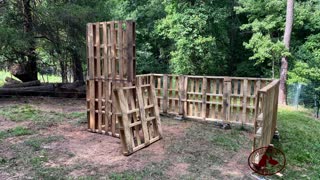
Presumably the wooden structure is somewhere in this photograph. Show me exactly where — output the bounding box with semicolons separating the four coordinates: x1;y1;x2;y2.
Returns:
253;80;280;150
136;74;273;125
113;84;162;155
86;20;280;155
86;20;136;136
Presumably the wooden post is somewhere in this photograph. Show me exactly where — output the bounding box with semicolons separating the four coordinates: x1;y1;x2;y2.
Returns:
272;82;279;134
126;21;133;83
201;77;207;120
178;75;185;116
163;74;168;113
102;22;109;133
111;21;117;136
87;23;95;130
183;76;188;117
150;74;154;89
96;22;102;133
254;80;261;122
223;77;231;122
132;22;136;84
242;79;248;123
253;91;260;150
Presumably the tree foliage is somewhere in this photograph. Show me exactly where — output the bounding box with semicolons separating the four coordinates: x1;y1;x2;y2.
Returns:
1;0;320;107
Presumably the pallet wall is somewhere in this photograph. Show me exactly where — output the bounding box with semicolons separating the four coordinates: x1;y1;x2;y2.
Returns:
86;21;136;136
136;74;273;125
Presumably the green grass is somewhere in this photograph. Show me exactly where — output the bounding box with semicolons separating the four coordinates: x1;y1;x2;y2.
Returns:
24;135;64;151
3;135;69;179
68;112;87;125
0;71;20;86
0;126;34;140
0;105;86;129
38;73;62;83
271;107;320;179
108;162;171;180
0;105;41;122
1;102;320;179
0;70;62;87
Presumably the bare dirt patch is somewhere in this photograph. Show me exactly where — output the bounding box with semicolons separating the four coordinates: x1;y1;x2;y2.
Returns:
40;117;191;174
0;97;254;179
0;116;30;131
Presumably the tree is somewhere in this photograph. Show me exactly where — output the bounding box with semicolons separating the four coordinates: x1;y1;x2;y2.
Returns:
289;33;320;116
157;0;229;75
112;0;169;74
279;0;294;105
235;0;289;79
0;0;38;82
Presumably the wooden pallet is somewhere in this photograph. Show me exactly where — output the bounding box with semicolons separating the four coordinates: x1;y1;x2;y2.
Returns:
86;20;136;137
136;74;272;125
113;84;162;155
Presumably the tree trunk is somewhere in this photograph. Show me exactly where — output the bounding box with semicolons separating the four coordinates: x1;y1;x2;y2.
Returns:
71;50;84;83
60;59;68;83
279;0;294;105
228;0;237;74
21;0;38;82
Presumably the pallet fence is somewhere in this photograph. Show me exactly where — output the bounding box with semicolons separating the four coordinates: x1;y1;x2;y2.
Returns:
86;20;280;156
136;74;273;126
86;20;136;137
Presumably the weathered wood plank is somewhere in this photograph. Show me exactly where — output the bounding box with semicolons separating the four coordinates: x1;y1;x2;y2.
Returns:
136;85;150;145
201;77;207;120
163;74;168;113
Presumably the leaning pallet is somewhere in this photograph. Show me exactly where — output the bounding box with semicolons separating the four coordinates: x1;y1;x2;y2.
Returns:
113;84;163;155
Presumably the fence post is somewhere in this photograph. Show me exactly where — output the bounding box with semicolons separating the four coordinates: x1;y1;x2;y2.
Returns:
178;75;185;116
183;76;188;117
201;77;207;120
163;74;168;113
223;77;231;122
272;82;280;134
242;79;248;123
150;74;154;87
87;23;96;131
254;80;261;122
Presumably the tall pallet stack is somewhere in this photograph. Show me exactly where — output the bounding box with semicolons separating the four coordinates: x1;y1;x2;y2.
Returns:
86;20;136;137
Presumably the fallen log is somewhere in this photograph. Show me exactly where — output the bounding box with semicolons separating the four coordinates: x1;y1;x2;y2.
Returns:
0;83;86;98
3;80;41;88
5;77;21;84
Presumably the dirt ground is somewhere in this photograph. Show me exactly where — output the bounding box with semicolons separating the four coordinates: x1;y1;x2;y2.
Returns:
0;97;255;179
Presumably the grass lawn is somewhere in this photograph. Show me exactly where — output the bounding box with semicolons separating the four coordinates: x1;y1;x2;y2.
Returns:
271;107;320;179
0;70;62;86
0;98;319;179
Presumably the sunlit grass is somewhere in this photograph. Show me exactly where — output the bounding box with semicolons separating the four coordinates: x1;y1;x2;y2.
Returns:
0;71;19;86
0;70;62;87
